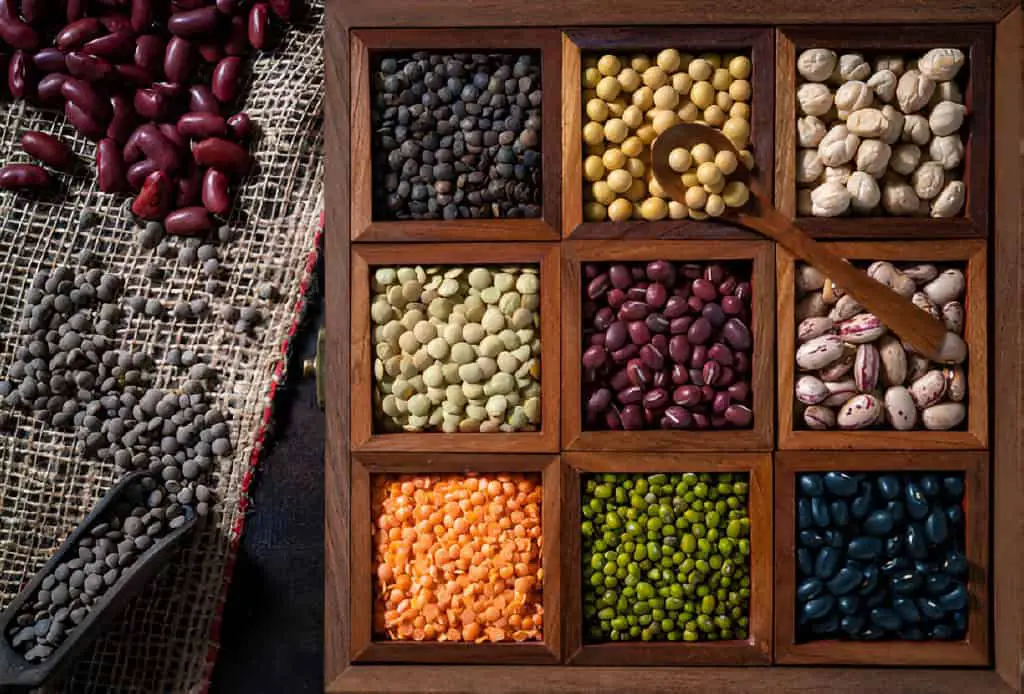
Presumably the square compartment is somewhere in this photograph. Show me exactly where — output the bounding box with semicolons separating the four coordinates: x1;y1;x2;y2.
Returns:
562;240;774;451
351;243;560;453
775;25;992;238
561;28;774;240
349;453;561;663
562;452;772;666
349;29;562;242
777;240;987;450
774;451;989;666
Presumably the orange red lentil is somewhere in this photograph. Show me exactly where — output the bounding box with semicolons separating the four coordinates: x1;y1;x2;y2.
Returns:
372;473;544;643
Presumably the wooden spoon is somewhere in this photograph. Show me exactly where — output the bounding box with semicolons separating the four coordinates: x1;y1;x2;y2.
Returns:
651;123;952;361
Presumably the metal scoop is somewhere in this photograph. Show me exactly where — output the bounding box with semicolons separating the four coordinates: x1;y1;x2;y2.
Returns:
0;472;197;693
651;123;953;361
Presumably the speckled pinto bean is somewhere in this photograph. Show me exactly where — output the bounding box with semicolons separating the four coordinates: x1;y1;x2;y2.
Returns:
61;78;112;122
201;168;231;216
0;164;51;189
582;260;755;431
164;206;213;235
96;138;127;192
21;131;74;170
192;137;250;176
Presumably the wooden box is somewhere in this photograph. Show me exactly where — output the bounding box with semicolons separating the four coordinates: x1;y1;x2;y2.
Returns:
561;240;775;451
774;25;993;239
561;28;774;240
562;452;773;666
349;29;563;242
776;240;987;450
774;451;989;666
349;453;562;664
350;242;561;453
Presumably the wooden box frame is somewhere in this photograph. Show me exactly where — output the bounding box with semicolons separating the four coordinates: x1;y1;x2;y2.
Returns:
329;4;1023;692
349;453;562;664
350;243;561;453
562;452;773;666
774;25;993;239
561;27;774;241
561;240;775;451
777;240;988;450
774;451;990;666
349;29;563;242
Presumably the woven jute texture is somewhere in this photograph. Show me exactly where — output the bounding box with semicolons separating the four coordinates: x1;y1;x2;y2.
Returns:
0;3;325;692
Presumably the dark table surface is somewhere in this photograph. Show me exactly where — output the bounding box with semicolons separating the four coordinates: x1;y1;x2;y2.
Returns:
210;264;325;694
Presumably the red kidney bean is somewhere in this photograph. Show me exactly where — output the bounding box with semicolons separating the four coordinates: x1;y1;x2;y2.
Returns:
127;158;158;190
8;50;33;98
61;78;112;121
99;14;132;34
651;370;667;390
135;35;165;75
115;64;153;86
734;352;750;374
159;123;187;152
618;300;647;321
625;286;646;303
606;288;625;310
176;163;202;206
36;72;67;104
226;112;253;139
667;335;690;363
136;124;180;173
130;0;153;33
717;366;735;387
269;0;293;20
33;48;67;73
66;101;105;140
66;52;114;82
645;260;674;284
179;110;229;138
163;36;193;84
248;3;268;49
0;163;50;189
188;84;219;113
197;41;223;63
668;316;691;335
735;282;752;302
604;321;627;351
224;14;247;55
134;88;168;120
131;169;170;218
96;138;127;192
21;131;74;170
699;384;714;401
168;6;219;37
84;31;134;60
66;0;84;21
192;137;249;176
55;18;102;52
107;94;136;144
124;125;147;162
603;408;623;430
211;55;242;102
588;333;605;348
20;0;43;25
704;264;725;284
165;206;213;235
216;0;244;12
0;3;39;50
611;343;638;364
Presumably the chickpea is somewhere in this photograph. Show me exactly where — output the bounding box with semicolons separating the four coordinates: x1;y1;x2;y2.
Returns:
729;55;752;80
608;198;633;221
592;180;615;205
672;72;693;94
668;200;689;219
583;202;607;221
706;193;726;217
585;142;606;156
630;54;652;72
625;157;645;178
703;105;727;127
723;181;750;207
687;58;713;81
642;65;668;89
689;208;709;220
602;148;626;170
654;85;680;110
585;98;609;122
729;102;751;121
582;67;601;89
597;54;621;76
640;196;669;221
631;201;644;219
621;136;644;157
626;178;647;201
690;81;715;109
685;186;708;209
596;76;621;101
681;171;701;188
739;149;756;170
652;109;679;135
582;88;597;103
631;86;654;110
583;155;605;182
606;169;633;193
621;105;644;129
716;90;734;112
616;67;642;92
603;118;628;143
715;150;739;175
697;161;723;186
668;147;692;173
656;48;681;73
691;143;715;165
607;98;627;117
712;68;734;91
700;53;722;68
648;176;667;198
722;117;751;148
729;79;752;102
582;122;604;146
677;102;700;122
636;125;657;144
703;176;726;194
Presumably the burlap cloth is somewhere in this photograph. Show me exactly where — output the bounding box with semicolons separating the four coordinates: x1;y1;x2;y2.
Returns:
0;3;325;692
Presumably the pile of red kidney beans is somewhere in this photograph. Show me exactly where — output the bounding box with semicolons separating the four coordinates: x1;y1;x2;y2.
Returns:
582;260;756;431
0;0;296;235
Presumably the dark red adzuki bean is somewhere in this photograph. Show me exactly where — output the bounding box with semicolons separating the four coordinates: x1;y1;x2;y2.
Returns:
0;163;51;189
582;260;755;432
21;131;75;170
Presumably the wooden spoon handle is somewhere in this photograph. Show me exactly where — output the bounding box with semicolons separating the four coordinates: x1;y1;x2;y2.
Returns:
740;206;948;359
